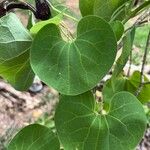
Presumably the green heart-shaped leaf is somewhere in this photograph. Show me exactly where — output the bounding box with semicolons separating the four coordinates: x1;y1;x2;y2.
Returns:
79;0;130;21
79;0;96;16
55;91;146;150
0;13;34;90
7;124;60;150
31;15;117;95
94;0;129;21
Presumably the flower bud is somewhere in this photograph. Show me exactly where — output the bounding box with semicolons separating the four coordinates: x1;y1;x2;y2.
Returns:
35;0;51;20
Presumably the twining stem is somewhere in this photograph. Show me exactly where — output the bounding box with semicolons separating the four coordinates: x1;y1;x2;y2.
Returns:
125;10;149;33
6;1;36;15
123;1;150;24
135;30;150;96
47;1;78;22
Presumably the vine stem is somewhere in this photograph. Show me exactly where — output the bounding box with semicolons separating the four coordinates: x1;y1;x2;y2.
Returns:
127;50;132;77
135;30;150;96
61;22;74;39
143;81;150;85
123;1;150;24
47;1;78;22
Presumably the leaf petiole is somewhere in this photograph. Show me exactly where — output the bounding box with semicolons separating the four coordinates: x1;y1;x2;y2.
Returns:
47;1;79;22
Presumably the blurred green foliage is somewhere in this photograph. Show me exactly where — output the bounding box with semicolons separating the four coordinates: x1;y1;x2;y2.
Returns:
134;24;150;50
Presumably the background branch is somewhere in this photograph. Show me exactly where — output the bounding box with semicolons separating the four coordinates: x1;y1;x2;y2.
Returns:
135;30;150;96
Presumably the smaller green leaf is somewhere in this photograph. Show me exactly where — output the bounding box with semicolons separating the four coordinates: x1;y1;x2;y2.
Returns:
110;20;124;41
126;71;150;103
0;13;34;91
0;13;32;60
30;14;63;35
112;28;135;78
79;0;96;16
102;75;126;107
0;51;34;91
7;124;60;150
